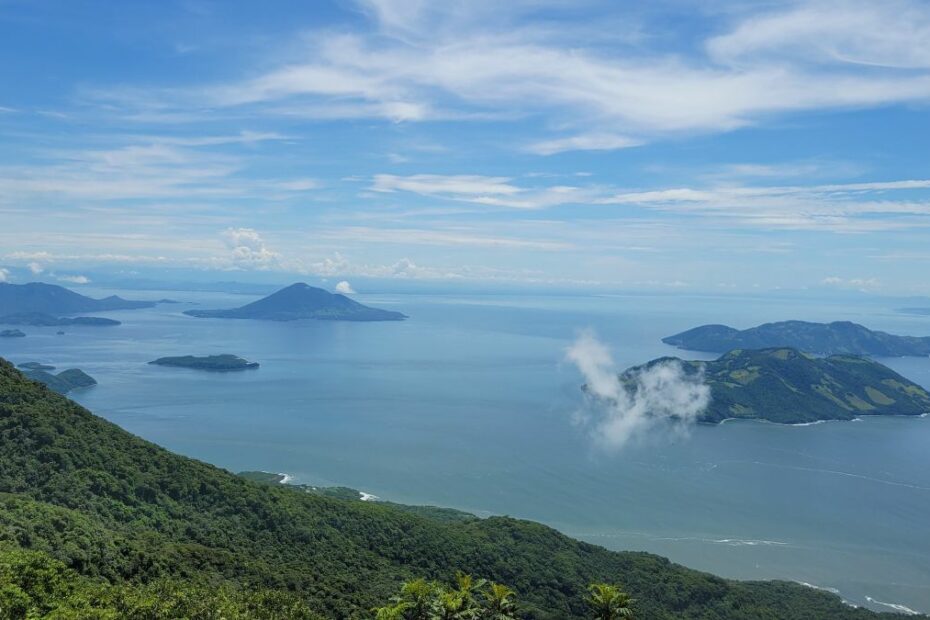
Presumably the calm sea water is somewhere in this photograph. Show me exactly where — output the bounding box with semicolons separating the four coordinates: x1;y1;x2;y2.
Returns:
2;289;930;614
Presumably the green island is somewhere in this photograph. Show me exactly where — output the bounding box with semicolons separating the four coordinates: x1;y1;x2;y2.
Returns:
662;320;930;357
0;312;121;326
17;362;55;371
0;357;916;619
21;367;97;394
149;354;260;371
0;329;25;338
619;348;930;424
184;282;407;322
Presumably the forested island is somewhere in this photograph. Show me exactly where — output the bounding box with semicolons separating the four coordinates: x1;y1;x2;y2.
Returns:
0;356;902;619
663;320;930;357
149;354;260;371
184;282;406;322
0;312;121;326
616;348;930;424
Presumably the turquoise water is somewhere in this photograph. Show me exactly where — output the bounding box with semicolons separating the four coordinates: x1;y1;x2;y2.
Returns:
2;289;930;614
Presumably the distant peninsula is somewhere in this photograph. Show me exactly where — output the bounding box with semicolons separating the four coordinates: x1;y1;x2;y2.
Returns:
24;367;97;394
184;282;406;322
663;320;930;357
18;362;55;371
0;312;121;326
0;282;155;315
0;329;25;338
149;354;260;371
613;348;930;424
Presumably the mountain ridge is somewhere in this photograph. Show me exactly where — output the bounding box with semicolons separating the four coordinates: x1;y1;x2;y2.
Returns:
663;320;930;357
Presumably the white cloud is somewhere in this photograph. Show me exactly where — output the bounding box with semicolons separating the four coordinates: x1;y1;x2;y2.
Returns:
27;262;43;275
566;330;711;450
0;268;9;282
221;227;281;269
57;274;90;284
527;133;642;156
94;1;930;151
335;280;356;294
821;275;881;290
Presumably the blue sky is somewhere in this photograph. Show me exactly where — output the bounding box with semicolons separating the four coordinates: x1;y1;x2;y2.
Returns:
1;0;929;294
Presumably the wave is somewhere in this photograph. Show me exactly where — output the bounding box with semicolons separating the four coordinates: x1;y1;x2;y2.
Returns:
796;581;840;595
865;596;921;615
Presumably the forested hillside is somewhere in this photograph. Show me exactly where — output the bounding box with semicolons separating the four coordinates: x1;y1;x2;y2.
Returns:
0;358;915;619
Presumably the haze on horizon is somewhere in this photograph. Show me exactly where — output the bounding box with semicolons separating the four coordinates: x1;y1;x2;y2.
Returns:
1;0;929;295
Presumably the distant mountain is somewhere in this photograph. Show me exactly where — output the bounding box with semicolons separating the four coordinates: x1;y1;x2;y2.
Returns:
0;282;155;316
899;307;930;316
0;312;121;326
184;282;406;322
615;348;930;424
0;328;25;338
662;320;930;357
149;354;259;371
22;367;97;394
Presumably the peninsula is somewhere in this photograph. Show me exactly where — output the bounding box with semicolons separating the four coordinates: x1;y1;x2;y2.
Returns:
0;282;155;315
0;312;121;326
23;367;97;394
613;348;930;424
183;282;406;322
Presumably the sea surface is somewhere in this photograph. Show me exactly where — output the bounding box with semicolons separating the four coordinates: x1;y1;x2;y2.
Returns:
3;288;930;614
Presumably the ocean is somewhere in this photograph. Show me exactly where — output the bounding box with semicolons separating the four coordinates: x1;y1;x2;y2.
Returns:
2;288;929;614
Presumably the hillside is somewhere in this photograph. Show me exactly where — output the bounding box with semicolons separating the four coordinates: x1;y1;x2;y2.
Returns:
20;367;97;394
662;320;930;357
0;357;916;618
0;282;155;315
620;348;930;424
184;282;406;322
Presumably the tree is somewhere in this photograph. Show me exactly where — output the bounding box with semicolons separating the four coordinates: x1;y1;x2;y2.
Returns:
482;583;518;620
586;584;634;620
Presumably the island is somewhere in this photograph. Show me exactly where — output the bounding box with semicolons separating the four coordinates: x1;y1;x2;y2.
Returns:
183;282;406;322
662;320;930;357
899;307;930;316
0;281;155;315
0;312;121;326
17;362;55;371
23;367;97;394
148;354;260;371
607;348;930;424
0;328;25;338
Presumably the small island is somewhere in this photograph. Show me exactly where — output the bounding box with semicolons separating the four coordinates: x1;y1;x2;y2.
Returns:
662;320;930;357
0;312;121;326
0;329;25;338
24;367;97;394
149;354;260;371
184;282;406;322
601;348;930;425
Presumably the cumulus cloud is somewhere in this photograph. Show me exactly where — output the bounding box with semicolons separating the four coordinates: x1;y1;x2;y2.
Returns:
821;275;881;290
335;280;356;294
566;330;711;450
28;262;43;275
221;227;280;269
0;268;9;282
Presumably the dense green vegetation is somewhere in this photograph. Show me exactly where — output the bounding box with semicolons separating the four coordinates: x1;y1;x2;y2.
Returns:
184;282;407;321
0;312;121;327
149;354;259;371
662;320;930;357
621;348;930;424
20;368;97;394
0;357;918;618
0;282;154;315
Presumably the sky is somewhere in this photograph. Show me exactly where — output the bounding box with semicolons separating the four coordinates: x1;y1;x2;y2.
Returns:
1;0;929;294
